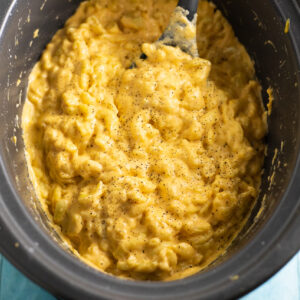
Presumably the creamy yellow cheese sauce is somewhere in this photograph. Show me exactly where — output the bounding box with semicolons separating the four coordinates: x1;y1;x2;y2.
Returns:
22;0;267;280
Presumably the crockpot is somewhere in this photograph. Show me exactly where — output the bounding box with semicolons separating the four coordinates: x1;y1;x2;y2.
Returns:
0;0;300;299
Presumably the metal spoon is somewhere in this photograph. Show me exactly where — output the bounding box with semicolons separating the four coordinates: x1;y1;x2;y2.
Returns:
131;0;199;68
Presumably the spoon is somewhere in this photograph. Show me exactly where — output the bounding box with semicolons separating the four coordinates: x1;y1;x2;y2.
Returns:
131;0;199;68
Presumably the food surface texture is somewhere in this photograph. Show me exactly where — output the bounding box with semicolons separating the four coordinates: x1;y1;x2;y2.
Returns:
22;0;267;280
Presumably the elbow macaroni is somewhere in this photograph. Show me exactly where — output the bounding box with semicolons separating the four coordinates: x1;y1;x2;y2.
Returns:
22;0;267;280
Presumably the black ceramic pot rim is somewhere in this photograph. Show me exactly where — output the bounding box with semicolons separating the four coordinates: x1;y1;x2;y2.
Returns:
0;1;300;300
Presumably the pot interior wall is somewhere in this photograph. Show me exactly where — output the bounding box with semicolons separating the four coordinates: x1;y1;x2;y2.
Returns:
0;0;299;273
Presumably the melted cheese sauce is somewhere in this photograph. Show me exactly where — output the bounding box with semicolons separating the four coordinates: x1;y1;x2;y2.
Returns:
22;0;267;280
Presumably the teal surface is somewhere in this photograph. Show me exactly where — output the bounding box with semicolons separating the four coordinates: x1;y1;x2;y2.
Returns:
0;255;55;300
0;252;299;299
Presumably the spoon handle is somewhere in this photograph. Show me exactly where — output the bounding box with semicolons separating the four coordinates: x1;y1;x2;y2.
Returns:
177;0;199;21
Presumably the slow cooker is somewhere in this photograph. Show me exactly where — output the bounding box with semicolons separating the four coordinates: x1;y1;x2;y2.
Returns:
0;0;299;299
